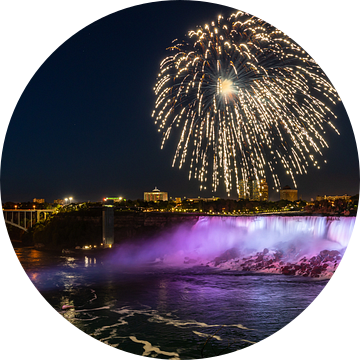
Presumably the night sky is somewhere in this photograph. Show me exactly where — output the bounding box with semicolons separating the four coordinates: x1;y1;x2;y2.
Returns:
1;0;359;203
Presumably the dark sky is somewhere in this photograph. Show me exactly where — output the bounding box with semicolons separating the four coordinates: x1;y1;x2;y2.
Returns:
1;0;359;203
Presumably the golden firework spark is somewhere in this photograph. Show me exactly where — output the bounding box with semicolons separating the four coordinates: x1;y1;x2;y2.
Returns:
152;11;340;196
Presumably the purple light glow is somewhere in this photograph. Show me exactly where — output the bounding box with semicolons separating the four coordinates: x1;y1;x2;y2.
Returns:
109;216;356;274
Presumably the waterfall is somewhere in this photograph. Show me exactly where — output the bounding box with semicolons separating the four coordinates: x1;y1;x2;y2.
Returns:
189;216;355;255
110;215;356;271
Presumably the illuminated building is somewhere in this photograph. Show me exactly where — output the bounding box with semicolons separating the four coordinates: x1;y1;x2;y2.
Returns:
187;197;219;203
280;185;298;201
239;178;268;201
144;187;168;202
53;199;64;205
33;198;45;203
259;179;269;201
316;194;351;202
104;197;124;203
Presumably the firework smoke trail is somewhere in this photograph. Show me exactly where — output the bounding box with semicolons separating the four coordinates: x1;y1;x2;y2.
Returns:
152;11;340;196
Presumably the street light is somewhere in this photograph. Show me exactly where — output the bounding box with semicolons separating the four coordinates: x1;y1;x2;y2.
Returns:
69;197;73;204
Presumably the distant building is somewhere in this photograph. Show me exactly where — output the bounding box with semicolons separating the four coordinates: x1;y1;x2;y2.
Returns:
316;194;351;202
327;194;351;202
175;197;182;204
53;199;65;205
33;198;45;204
280;185;298;201
144;187;168;202
259;179;269;201
187;197;219;202
239;178;268;201
104;197;124;203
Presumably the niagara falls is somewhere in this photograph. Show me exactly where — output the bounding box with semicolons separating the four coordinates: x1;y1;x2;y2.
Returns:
107;215;354;279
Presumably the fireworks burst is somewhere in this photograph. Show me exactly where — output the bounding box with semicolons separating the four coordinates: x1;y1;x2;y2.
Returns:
152;11;340;196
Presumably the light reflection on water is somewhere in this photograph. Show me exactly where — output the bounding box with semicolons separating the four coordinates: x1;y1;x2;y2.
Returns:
14;247;329;359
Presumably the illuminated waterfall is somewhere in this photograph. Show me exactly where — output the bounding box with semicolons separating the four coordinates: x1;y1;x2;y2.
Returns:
110;216;356;275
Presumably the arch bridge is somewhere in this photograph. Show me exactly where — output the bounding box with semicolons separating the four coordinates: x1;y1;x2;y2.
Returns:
3;209;55;231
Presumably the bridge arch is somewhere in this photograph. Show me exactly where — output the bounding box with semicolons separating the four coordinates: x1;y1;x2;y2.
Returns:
4;220;28;231
3;209;55;231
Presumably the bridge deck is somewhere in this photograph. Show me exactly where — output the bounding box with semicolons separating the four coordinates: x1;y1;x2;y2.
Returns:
3;209;55;231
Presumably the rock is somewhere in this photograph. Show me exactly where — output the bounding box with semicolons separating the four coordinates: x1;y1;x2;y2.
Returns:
213;258;226;266
214;248;240;265
214;247;240;266
282;267;296;275
184;258;197;264
311;266;323;274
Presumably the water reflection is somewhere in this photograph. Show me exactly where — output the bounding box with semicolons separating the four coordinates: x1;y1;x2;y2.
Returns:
14;246;330;359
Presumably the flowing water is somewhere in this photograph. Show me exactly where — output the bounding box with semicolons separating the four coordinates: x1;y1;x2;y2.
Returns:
14;215;356;359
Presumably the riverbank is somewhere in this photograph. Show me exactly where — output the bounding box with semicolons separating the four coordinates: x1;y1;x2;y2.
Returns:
12;241;115;264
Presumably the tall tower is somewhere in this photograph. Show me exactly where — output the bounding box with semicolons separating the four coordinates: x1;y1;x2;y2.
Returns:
259;179;269;201
102;199;114;248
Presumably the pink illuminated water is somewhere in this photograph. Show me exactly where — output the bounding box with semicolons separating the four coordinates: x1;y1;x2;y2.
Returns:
17;215;357;358
110;215;356;271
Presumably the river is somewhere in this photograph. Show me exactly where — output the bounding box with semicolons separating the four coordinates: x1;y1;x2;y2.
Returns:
15;245;330;359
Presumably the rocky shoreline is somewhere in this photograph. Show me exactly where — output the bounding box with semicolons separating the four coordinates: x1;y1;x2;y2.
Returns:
203;247;344;279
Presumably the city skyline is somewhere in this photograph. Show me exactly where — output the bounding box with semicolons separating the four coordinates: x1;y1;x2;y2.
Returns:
1;183;357;205
0;1;358;205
